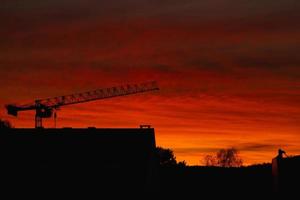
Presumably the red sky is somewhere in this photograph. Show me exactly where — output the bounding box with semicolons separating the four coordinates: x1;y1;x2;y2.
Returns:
1;0;300;165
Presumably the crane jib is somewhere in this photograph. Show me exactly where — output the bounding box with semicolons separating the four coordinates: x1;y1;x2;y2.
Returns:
5;81;159;128
39;81;159;108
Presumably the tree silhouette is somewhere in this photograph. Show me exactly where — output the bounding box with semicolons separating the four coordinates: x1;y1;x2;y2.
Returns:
216;148;243;167
0;119;13;129
203;148;243;167
203;155;217;166
156;147;177;167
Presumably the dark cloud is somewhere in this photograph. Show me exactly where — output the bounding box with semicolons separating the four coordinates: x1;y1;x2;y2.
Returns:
237;143;282;151
1;1;299;27
174;142;286;154
235;45;300;69
150;64;177;73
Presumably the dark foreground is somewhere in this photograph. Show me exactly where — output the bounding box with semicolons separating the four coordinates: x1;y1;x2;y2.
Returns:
0;128;299;198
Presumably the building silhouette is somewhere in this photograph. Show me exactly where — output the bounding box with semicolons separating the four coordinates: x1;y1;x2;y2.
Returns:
0;127;158;196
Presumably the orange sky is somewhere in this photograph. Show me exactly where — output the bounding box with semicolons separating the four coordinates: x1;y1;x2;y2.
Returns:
1;0;300;165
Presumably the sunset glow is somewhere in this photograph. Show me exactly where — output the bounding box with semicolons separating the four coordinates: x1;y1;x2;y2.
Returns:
1;0;300;165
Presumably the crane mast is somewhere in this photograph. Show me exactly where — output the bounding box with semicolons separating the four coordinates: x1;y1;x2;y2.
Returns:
6;81;159;128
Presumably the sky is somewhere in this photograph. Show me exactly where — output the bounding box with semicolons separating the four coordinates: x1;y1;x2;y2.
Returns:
1;0;300;165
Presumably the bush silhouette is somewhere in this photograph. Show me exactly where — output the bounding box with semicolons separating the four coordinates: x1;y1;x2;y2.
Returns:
156;147;177;167
0;119;13;129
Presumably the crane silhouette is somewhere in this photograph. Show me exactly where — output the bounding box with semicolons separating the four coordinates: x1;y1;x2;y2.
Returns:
6;81;159;128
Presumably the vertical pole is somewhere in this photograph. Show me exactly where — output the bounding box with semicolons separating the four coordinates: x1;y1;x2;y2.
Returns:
54;111;57;128
272;157;279;193
35;101;43;129
35;114;42;128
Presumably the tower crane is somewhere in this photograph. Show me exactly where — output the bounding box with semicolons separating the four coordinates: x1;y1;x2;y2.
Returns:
5;81;159;128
